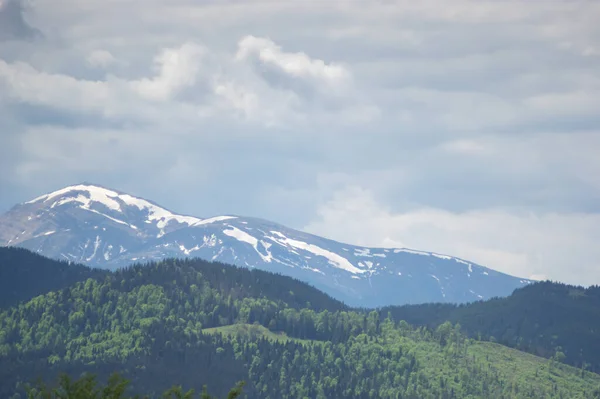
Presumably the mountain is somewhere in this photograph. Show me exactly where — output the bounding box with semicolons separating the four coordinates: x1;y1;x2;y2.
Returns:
0;250;598;399
0;183;532;307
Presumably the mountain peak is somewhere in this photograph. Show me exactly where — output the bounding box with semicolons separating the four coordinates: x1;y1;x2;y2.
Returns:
25;183;125;207
23;183;202;229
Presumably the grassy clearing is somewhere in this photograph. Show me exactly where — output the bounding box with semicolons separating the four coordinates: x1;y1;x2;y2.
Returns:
203;323;316;345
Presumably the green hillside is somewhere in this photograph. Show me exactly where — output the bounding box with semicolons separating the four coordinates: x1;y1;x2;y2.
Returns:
206;322;600;397
1;248;600;398
382;281;600;372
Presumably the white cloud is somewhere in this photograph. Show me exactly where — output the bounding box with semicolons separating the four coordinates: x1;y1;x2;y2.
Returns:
236;35;350;84
305;186;600;285
0;59;114;112
0;36;365;127
130;42;205;101
210;77;302;126
213;80;260;118
86;49;118;68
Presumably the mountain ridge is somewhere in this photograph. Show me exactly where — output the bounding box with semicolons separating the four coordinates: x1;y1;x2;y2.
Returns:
0;183;532;307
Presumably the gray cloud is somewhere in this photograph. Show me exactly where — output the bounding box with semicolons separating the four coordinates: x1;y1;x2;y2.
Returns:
0;0;41;41
0;0;599;285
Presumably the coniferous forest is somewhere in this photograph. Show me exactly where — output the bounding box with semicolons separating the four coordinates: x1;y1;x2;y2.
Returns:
1;247;600;398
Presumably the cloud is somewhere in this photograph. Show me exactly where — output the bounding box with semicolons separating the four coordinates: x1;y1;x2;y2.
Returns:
0;0;41;41
0;0;599;286
86;50;119;69
0;43;212;122
305;186;600;285
0;59;114;113
236;35;350;85
439;139;488;155
130;42;205;101
0;36;368;127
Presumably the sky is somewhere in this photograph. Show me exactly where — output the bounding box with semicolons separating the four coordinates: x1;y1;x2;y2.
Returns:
1;0;599;285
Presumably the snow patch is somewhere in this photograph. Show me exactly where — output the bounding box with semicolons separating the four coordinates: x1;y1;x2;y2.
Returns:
211;246;226;261
119;193;201;228
354;248;371;257
306;266;325;275
393;247;455;262
469;289;483;298
224;226;258;246
86;236;101;261
81;207;137;229
179;243;200;255
269;236;365;274
203;234;218;247
33;185;122;211
223;226;272;262
193;216;237;226
454;258;471;267
103;245;113;261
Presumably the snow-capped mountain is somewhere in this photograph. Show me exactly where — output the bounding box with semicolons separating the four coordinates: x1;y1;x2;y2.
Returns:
0;184;532;307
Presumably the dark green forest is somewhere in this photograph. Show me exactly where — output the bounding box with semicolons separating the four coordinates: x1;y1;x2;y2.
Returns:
26;373;245;399
1;247;600;398
0;248;107;308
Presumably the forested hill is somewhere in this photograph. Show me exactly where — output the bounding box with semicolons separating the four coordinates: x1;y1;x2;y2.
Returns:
1;249;600;398
0;247;347;313
0;247;108;308
382;281;600;372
